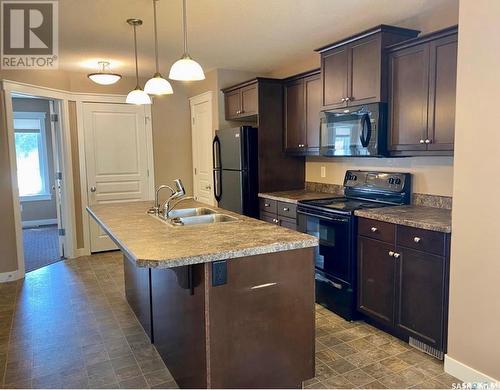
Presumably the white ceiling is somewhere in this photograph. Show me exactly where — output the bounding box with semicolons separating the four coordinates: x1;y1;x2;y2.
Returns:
59;0;454;77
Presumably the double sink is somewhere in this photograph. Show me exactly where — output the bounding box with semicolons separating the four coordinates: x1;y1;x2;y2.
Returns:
153;207;238;227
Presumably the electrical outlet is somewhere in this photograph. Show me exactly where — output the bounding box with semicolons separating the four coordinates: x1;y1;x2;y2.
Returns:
320;166;326;178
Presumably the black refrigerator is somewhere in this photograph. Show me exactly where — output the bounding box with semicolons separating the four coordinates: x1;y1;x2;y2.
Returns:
212;126;259;218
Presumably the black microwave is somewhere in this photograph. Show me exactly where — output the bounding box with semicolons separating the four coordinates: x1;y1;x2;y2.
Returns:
320;103;387;157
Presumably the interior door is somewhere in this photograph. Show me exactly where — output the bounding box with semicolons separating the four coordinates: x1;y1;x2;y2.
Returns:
49;100;64;258
83;102;151;252
190;93;215;206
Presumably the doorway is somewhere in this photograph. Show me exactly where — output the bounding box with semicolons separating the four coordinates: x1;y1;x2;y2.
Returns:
11;95;65;272
190;92;215;206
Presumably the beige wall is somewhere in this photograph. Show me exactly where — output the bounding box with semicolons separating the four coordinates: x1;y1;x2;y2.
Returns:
269;0;459;196
12;98;58;222
447;0;500;381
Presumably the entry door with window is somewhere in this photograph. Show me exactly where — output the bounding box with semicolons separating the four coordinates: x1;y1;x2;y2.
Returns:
83;103;152;253
190;92;215;205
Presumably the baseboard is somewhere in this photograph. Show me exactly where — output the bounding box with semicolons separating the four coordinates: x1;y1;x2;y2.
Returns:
0;270;23;283
445;355;499;383
72;248;91;258
22;218;58;228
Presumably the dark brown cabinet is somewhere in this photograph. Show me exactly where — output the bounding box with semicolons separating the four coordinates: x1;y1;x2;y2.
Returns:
357;218;450;352
388;26;458;155
315;25;419;110
223;81;258;120
259;197;297;231
284;69;321;155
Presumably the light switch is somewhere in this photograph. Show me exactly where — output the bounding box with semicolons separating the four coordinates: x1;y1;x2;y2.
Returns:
321;166;326;178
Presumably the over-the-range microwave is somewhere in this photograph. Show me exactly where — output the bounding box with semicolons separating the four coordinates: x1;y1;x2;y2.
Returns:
320;103;387;157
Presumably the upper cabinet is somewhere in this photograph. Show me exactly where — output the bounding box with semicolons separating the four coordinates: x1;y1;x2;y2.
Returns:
388;26;458;156
315;25;420;110
284;69;321;155
222;80;259;120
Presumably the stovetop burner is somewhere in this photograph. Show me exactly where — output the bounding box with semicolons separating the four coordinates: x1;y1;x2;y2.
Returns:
299;197;392;215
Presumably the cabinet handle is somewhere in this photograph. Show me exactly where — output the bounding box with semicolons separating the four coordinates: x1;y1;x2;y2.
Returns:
393;253;401;259
425;139;432;144
283;207;289;212
341;97;346;102
264;203;270;207
388;251;395;257
345;97;351;102
419;139;425;144
371;227;378;232
414;237;421;243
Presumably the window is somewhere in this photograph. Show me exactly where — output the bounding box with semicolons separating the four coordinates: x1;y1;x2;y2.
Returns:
13;112;52;201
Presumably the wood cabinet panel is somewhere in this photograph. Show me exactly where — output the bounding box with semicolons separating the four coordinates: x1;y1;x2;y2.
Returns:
279;216;297;230
277;201;297;219
260;211;278;224
322;47;349;109
241;84;258;117
395;247;445;348
284;79;305;150
358;218;396;243
225;90;241;120
388;44;429;151
259;197;277;214
350;37;381;105
357;237;396;326
397;225;446;256
305;74;321;150
208;249;315;388
428;35;457;151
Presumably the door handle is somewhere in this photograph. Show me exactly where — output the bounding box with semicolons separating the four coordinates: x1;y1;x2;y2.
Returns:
90;186;97;193
205;184;212;190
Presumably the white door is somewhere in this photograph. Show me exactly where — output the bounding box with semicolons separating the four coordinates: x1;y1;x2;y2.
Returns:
83;102;152;252
190;92;215;205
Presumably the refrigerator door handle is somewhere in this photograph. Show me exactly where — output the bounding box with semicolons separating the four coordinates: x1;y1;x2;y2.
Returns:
212;135;222;202
212;135;221;170
213;169;222;202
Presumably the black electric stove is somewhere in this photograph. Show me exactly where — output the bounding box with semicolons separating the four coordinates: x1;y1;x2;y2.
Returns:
297;170;411;320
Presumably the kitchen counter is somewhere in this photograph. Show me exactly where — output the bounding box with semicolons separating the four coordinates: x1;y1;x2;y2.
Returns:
354;205;452;233
87;199;317;269
258;189;335;204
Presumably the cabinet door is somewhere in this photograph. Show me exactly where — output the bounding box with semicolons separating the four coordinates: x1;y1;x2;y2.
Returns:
388;43;430;152
284;79;305;151
240;84;258;117
427;34;457;152
304;74;321;151
349;36;381;105
260;211;278;224
358;237;396;326
322;47;349;109
225;90;241;120
395;247;445;349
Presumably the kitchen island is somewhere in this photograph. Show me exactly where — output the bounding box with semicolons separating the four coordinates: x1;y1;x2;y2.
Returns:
87;200;317;389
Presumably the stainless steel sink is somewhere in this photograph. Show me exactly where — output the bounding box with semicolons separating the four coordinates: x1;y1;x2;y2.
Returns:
169;213;238;226
167;207;216;219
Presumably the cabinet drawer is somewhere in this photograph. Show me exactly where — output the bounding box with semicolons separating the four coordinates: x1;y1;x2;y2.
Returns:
358;218;395;243
278;201;297;219
397;225;446;256
260;211;278;225
279;216;297;231
259;198;277;214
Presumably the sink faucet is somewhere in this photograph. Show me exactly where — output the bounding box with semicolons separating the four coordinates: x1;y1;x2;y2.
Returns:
160;179;191;218
149;184;175;216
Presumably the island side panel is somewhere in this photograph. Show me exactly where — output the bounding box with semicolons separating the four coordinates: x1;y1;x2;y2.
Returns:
123;254;153;341
207;248;315;389
151;264;207;389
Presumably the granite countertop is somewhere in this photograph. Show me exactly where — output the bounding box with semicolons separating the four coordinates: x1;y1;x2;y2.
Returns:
258;190;335;204
354;205;452;233
87;200;318;269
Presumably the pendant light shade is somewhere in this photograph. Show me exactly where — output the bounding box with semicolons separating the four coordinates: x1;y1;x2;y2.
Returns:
169;0;205;81
88;61;122;85
145;0;174;95
126;18;151;105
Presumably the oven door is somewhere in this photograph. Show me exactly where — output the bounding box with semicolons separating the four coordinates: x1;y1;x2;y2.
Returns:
297;209;352;284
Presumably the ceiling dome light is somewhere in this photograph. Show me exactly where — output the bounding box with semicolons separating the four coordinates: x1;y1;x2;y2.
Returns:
169;0;205;81
88;61;122;85
126;18;151;105
126;87;152;105
145;0;173;95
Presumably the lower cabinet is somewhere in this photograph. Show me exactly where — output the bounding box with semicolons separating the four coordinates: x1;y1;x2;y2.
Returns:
259;197;297;230
357;218;450;352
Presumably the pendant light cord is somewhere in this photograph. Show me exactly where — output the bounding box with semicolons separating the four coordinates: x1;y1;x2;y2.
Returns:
133;23;139;87
182;0;188;55
153;0;160;73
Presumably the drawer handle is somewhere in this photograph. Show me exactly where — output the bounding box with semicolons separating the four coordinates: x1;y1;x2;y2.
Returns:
251;282;277;290
272;218;279;224
393;253;401;259
371;227;378;232
264;203;270;207
388;251;394;257
414;237;421;243
283;207;290;212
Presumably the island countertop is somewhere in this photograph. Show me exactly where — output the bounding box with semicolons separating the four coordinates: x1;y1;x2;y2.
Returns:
87;200;318;269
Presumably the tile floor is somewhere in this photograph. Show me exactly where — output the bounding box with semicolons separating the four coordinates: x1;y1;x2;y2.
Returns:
0;251;459;389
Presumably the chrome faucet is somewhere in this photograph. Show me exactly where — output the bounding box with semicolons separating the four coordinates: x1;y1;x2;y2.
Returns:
160;179;191;218
148;184;175;216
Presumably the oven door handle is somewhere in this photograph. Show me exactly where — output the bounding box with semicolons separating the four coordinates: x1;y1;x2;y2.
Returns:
315;273;343;290
297;210;349;223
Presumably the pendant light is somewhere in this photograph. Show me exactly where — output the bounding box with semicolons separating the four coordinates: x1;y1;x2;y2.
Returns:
88;61;122;85
126;19;152;105
144;0;173;95
169;0;205;81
